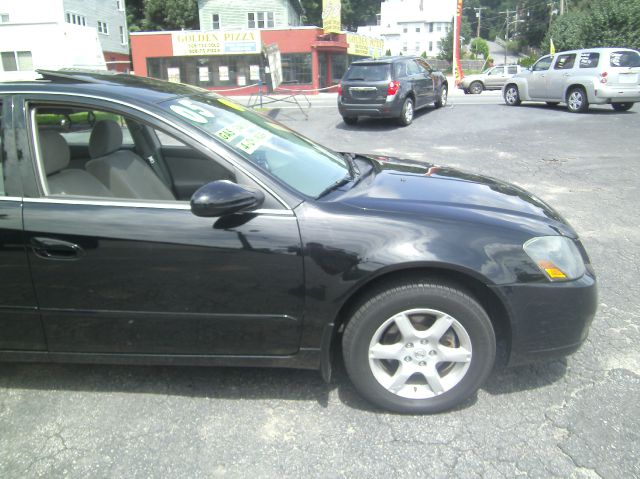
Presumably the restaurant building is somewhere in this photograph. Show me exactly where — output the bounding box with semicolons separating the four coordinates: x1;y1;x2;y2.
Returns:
130;27;384;95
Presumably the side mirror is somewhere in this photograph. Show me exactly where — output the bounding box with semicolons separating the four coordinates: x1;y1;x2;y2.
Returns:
190;180;264;217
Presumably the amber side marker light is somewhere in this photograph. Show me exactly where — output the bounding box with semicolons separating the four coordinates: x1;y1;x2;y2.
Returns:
538;260;567;280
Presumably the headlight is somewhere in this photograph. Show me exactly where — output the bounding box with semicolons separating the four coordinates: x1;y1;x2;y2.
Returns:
523;236;586;282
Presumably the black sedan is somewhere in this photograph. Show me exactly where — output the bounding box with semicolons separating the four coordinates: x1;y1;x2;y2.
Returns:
0;71;597;413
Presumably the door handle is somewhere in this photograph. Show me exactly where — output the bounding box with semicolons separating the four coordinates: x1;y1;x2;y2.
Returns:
563;73;570;77
31;237;85;260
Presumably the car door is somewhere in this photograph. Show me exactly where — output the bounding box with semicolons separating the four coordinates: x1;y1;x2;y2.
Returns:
17;93;304;357
528;55;554;99
408;59;433;106
0;96;47;353
485;66;505;89
546;53;576;100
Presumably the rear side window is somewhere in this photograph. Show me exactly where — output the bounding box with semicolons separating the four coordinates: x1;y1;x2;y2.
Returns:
579;52;599;68
507;66;518;74
490;67;504;75
554;54;576;70
610;51;640;68
345;64;390;81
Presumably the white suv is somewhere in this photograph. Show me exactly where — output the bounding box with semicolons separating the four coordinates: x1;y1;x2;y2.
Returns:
503;48;640;112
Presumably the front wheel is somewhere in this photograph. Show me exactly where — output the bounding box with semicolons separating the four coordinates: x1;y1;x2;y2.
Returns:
397;97;414;126
434;86;448;108
469;81;483;95
342;280;496;414
612;103;633;112
567;87;589;113
504;85;521;106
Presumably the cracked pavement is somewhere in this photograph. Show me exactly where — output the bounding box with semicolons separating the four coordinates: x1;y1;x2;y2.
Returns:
1;95;639;477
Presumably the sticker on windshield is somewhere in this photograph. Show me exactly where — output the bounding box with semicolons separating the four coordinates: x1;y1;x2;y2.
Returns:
215;122;249;143
217;98;246;112
237;130;272;155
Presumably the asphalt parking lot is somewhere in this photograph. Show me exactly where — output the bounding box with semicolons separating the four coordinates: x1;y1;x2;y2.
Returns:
1;92;639;478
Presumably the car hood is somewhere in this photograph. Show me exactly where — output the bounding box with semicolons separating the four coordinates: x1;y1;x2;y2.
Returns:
338;154;577;238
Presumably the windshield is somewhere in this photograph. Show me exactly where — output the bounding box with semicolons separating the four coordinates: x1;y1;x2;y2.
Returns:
160;94;349;197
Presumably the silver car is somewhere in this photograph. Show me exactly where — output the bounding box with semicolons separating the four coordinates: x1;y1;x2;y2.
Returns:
459;65;522;94
503;48;640;112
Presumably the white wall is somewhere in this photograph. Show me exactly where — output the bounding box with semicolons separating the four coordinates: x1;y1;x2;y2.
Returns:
0;0;64;24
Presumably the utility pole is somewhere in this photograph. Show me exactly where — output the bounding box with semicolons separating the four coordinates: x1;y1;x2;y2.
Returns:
474;7;487;38
500;9;517;65
560;0;564;15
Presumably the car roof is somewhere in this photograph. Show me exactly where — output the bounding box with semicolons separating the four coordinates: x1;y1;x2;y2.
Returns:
351;56;419;65
0;69;208;105
546;47;638;56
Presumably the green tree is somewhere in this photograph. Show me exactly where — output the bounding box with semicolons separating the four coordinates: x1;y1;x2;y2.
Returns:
438;26;454;62
143;0;199;30
546;0;640;51
469;37;489;59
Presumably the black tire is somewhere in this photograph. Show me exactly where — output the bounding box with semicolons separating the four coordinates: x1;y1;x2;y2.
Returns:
566;87;589;113
503;84;521;106
397;97;414;126
469;81;483;95
342;116;358;125
463;88;470;95
342;280;496;414
546;102;560;107
434;85;448;108
612;102;633;112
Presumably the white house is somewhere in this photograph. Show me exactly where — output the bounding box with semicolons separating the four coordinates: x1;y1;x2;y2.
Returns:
357;0;456;57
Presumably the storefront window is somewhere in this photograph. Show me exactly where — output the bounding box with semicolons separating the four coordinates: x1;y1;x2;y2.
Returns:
281;53;312;85
147;55;263;88
330;54;348;84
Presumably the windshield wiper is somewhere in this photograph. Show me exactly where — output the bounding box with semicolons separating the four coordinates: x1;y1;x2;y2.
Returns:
342;152;360;180
316;174;353;199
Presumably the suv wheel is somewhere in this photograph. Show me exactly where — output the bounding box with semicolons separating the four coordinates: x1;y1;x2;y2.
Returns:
398;97;414;126
342;116;358;125
342;280;496;414
434;86;448;108
469;81;483;95
612;103;633;112
567;87;589;113
503;85;521;106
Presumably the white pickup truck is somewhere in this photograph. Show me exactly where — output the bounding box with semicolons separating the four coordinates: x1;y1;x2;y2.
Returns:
458;65;523;94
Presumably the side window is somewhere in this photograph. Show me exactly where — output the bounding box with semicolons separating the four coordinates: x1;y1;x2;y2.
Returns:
394;62;407;78
30;104;235;203
406;60;422;76
532;56;553;72
416;58;432;72
0;100;4;195
579;52;599;69
554;53;576;70
507;66;518;74
489;67;504;75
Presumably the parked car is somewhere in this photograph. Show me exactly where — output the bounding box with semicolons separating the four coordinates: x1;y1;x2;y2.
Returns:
458;65;522;94
0;70;597;414
503;48;640;112
338;56;448;126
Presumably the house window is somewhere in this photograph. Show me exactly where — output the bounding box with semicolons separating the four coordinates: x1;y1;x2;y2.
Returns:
437;23;442;32
429;23;433;33
415;27;420;32
65;12;87;26
116;0;123;10
248;12;274;29
429;41;433;51
415;42;420;52
119;26;127;44
402;42;408;52
0;14;9;23
1;51;33;72
436;41;442;50
403;27;407;33
212;13;220;29
98;21;109;35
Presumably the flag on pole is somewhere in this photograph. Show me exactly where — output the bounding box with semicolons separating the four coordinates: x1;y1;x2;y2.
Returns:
550;38;556;54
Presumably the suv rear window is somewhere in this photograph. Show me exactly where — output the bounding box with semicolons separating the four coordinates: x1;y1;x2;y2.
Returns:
345;64;390;81
610;51;640;68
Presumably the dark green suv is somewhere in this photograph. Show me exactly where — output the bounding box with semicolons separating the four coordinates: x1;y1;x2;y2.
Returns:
338;56;448;126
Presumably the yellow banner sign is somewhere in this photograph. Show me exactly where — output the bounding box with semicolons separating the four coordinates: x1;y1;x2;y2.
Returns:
172;31;261;56
346;33;384;57
322;0;341;34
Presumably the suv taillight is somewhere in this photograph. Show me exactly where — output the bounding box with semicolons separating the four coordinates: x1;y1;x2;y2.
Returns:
338;83;343;95
387;80;400;96
600;71;608;84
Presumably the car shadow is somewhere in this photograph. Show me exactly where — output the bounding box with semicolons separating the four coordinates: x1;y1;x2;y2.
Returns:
335;108;434;131
505;103;636;115
0;353;569;415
